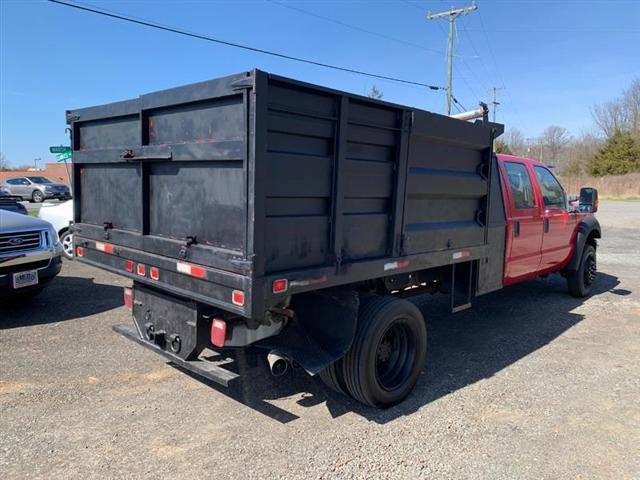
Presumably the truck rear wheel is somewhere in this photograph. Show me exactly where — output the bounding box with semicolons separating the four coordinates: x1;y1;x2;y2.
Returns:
342;296;427;408
567;244;597;297
318;360;348;395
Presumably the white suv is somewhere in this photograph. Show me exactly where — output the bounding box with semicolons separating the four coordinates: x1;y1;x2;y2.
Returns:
38;200;74;259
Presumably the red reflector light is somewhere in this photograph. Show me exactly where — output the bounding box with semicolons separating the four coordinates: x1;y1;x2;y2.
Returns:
76;246;84;257
232;290;245;306
96;242;114;254
150;267;160;281
176;262;207;278
273;278;288;294
123;287;133;309
190;266;206;278
210;318;227;347
136;264;146;276
125;261;134;272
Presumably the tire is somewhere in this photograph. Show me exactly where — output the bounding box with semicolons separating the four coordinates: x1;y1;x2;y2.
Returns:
32;190;44;203
342;295;427;408
567;244;597;297
318;359;348;395
59;230;74;260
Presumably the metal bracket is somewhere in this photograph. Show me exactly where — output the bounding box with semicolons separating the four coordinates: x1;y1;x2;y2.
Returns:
103;222;113;240
179;235;197;259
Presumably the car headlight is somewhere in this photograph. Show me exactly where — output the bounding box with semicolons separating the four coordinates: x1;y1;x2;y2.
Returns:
48;226;60;246
44;186;54;191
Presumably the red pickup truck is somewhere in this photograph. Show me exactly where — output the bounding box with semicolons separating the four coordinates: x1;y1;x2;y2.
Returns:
69;72;601;407
497;154;600;296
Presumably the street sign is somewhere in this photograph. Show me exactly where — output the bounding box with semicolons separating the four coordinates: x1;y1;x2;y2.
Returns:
49;145;71;154
56;151;73;162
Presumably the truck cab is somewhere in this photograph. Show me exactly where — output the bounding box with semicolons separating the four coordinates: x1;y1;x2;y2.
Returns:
497;154;599;294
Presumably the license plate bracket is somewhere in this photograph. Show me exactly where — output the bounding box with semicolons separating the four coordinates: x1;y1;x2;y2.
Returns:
12;270;39;289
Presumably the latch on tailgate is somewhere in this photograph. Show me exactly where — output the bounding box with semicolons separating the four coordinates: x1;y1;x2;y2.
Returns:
179;235;198;259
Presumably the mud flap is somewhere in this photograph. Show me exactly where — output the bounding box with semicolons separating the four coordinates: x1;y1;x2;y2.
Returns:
256;289;359;375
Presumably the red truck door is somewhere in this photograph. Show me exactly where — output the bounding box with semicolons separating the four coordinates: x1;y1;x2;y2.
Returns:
532;166;575;270
501;161;544;283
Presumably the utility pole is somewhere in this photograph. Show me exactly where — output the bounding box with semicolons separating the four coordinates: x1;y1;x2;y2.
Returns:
490;86;504;123
427;2;478;115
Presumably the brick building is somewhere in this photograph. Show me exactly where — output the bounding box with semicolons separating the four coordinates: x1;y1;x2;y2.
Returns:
0;163;72;186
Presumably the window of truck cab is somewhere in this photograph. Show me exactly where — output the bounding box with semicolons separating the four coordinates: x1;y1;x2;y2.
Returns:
503;161;536;210
533;166;567;210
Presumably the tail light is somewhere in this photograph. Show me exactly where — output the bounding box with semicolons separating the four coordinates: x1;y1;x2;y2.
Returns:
210;318;227;347
273;278;288;294
123;287;133;309
76;246;84;257
136;263;146;276
125;261;134;272
232;290;245;306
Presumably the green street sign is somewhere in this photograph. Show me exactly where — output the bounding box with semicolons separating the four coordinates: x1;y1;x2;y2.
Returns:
56;151;73;162
50;145;71;154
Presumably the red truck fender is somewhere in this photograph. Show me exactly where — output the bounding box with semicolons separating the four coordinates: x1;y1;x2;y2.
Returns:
563;216;601;273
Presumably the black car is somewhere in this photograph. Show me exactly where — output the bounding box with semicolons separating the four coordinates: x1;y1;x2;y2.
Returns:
0;187;28;215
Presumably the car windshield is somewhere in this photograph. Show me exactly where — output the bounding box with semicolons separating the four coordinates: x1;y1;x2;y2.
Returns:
26;176;54;184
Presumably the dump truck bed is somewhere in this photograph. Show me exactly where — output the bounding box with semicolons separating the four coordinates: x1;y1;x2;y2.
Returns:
69;69;505;319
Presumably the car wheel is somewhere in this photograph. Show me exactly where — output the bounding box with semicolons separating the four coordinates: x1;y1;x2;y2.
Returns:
59;230;74;260
32;190;44;203
342;295;427;408
567;244;597;297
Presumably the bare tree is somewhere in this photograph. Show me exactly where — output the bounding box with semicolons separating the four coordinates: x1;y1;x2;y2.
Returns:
0;152;9;171
503;128;526;156
591;78;640;138
624;79;640;138
367;85;383;100
592;100;630;137
540;125;570;161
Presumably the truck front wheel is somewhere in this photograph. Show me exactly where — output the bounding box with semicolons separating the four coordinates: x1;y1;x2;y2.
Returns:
567;244;597;297
342;296;427;408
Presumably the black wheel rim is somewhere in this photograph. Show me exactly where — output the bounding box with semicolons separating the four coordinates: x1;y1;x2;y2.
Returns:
584;253;597;287
375;319;417;392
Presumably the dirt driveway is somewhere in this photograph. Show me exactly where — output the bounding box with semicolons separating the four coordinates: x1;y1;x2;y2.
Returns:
1;201;639;479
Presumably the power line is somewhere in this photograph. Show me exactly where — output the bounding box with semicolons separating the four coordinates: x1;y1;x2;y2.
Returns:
48;0;445;92
268;0;444;55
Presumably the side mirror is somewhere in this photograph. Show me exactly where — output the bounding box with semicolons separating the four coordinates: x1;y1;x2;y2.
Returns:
579;187;599;213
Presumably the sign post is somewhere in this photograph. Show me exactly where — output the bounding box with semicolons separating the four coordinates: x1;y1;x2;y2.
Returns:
49;146;73;192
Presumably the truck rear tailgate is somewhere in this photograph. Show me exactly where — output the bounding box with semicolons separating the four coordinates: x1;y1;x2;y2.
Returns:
70;73;251;277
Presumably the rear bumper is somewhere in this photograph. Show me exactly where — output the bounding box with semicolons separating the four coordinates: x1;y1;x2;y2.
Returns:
75;238;252;317
112;324;239;386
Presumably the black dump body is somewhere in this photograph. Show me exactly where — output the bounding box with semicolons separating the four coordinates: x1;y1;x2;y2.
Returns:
69;69;505;320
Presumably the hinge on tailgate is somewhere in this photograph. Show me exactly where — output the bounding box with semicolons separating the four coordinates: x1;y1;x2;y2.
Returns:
179;236;198;259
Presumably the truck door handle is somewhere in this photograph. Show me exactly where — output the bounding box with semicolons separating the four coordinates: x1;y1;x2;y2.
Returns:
544;218;550;233
514;221;520;237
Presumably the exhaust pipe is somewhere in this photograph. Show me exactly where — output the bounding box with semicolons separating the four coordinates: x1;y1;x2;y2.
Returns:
267;350;289;376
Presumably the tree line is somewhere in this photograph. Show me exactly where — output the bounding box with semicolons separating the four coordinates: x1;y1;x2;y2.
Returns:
496;78;640;177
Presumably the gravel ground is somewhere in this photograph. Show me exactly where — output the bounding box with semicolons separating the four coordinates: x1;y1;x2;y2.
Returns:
1;201;639;479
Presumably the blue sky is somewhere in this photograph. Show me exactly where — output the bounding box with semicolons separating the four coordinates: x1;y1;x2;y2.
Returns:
1;0;639;167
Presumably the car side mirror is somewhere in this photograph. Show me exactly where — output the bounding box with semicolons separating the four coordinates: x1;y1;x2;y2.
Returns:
579;187;598;213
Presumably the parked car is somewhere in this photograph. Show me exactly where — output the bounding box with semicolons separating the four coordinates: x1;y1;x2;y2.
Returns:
0;187;28;215
0;209;63;300
69;70;601;408
38;200;74;259
2;176;71;203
